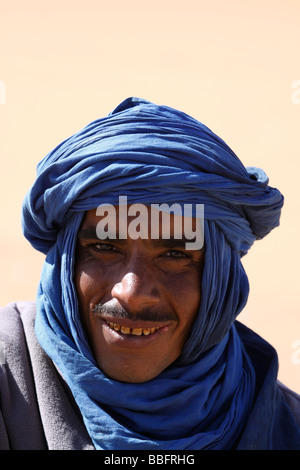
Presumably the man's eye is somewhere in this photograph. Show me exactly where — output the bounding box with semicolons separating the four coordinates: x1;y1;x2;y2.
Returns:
91;243;116;252
164;250;189;259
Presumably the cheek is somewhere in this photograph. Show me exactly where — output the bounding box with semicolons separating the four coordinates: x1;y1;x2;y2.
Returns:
165;270;202;325
75;271;95;300
74;254;107;309
75;269;113;308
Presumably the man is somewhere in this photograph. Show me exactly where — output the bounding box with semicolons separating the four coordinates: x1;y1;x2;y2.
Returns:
0;97;299;450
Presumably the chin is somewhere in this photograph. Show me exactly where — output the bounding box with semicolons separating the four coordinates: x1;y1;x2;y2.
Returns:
100;362;165;383
104;369;159;383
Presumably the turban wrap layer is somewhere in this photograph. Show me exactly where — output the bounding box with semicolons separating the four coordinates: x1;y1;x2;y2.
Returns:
22;97;284;449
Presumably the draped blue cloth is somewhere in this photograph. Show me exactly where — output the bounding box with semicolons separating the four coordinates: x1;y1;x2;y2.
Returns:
21;97;284;449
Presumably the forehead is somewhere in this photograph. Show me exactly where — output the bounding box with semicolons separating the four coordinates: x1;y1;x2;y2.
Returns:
80;206;184;239
79;204;204;251
82;205;184;226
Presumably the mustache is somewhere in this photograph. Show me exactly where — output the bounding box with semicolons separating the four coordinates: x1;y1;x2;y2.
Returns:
92;302;175;323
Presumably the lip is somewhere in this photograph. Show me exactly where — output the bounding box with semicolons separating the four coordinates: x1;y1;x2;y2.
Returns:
98;315;172;348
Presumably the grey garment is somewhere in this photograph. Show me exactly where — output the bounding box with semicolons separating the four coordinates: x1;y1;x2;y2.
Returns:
1;302;300;450
0;301;94;450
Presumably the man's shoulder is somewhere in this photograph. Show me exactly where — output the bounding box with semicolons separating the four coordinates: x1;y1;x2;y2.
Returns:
235;321;300;420
278;381;300;428
0;300;36;336
0;301;36;365
0;300;36;314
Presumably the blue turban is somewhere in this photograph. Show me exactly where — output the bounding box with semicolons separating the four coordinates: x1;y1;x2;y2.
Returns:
22;97;284;449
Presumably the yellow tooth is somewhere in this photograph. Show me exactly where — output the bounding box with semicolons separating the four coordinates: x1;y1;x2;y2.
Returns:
132;328;143;336
142;328;151;335
109;322;158;336
121;326;131;334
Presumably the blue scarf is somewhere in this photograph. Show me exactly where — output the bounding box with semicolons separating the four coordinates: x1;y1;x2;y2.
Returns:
21;97;284;449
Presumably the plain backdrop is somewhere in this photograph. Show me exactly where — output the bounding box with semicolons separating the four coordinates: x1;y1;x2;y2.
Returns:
0;0;299;392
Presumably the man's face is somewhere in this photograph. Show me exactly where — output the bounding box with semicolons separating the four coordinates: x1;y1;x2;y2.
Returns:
74;206;204;383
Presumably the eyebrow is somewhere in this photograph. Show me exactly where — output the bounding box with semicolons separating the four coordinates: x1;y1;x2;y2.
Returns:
77;226;198;250
77;227;100;240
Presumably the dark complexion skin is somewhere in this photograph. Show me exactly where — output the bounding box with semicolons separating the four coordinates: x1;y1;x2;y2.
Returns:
74;207;204;383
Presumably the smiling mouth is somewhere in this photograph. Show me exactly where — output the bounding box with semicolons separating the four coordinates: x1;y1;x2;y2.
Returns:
106;321;160;336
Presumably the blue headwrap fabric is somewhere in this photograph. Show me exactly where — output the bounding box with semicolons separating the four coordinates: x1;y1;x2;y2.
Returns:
21;98;284;449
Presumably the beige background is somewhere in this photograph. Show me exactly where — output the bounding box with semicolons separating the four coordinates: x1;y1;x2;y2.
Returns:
0;0;299;392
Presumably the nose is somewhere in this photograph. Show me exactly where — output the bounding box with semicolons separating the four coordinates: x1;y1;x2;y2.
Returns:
111;259;160;312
